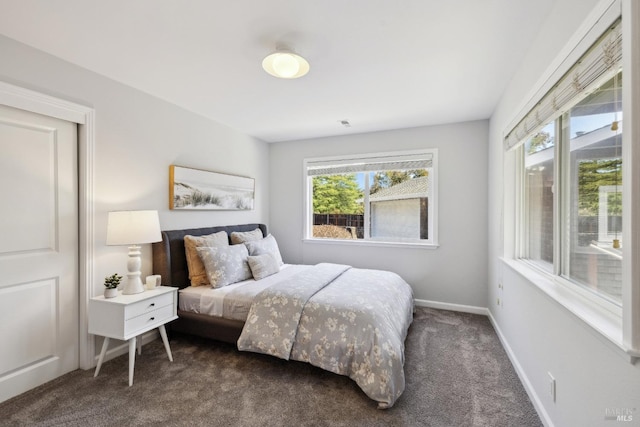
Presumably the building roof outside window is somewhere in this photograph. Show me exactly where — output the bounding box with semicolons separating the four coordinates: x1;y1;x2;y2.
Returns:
369;176;428;202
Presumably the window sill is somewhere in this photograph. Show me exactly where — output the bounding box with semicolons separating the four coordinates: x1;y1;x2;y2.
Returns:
303;238;439;250
500;257;637;363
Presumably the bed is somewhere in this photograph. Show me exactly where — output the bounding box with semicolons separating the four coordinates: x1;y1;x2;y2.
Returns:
152;223;414;408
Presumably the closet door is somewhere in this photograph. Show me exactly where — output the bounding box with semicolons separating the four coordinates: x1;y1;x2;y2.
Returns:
0;104;79;403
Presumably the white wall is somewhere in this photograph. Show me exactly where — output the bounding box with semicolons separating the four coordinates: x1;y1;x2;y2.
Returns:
488;0;640;426
270;121;489;308
0;34;269;355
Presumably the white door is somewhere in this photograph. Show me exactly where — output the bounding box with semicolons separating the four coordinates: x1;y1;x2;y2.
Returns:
0;104;78;402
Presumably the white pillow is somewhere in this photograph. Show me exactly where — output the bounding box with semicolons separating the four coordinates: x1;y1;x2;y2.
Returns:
244;234;283;266
247;253;280;280
230;228;263;245
184;231;229;286
197;244;252;288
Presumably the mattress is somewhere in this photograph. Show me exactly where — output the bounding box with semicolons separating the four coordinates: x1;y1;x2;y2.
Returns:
178;264;308;321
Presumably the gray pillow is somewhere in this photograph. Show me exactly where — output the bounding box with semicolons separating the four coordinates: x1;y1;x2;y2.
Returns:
247;253;280;280
230;228;263;244
184;231;229;286
197;244;252;288
245;234;283;266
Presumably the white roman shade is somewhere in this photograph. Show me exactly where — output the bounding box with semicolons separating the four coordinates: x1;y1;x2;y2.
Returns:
504;19;622;151
306;152;433;176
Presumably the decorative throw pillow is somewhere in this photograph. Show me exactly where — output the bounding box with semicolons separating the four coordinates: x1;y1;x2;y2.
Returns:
184;231;229;286
247;253;280;280
197;244;252;288
244;234;284;266
230;228;263;245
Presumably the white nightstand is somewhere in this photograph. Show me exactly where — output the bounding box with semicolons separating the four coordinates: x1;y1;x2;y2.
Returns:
88;286;178;386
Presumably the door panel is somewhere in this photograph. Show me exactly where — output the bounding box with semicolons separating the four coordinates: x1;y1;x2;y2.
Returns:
0;118;56;254
0;104;78;403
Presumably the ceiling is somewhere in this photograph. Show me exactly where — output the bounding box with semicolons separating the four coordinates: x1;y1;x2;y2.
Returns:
0;0;556;143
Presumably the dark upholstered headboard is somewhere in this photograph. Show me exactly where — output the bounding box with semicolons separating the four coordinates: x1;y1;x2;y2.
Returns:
152;223;267;289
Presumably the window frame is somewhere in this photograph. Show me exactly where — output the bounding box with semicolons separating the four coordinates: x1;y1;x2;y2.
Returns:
504;1;640;360
514;125;625;349
303;149;439;248
516;71;624;311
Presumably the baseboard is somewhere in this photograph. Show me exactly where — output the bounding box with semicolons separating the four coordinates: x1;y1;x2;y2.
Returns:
91;330;160;367
414;298;489;316
487;310;554;427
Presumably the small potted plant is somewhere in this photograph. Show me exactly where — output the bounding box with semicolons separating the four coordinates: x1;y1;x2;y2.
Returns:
103;273;122;298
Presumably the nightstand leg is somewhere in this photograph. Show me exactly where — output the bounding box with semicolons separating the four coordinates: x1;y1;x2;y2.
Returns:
94;337;110;377
158;325;173;362
128;337;136;386
137;335;142;355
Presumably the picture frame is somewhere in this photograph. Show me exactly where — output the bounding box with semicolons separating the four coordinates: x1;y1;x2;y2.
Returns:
169;165;255;210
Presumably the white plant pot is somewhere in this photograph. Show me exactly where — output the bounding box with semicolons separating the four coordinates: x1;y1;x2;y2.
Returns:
104;288;118;298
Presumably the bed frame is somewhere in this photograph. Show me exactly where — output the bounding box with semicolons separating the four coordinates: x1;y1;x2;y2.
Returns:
151;223;267;343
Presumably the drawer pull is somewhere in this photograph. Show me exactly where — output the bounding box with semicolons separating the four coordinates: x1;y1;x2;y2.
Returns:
149;303;155;307
149;317;155;321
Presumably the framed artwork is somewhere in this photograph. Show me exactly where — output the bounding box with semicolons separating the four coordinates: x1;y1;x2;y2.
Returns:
169;165;255;210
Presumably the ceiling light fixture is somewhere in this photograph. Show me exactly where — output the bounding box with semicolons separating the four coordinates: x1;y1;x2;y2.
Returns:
262;50;310;79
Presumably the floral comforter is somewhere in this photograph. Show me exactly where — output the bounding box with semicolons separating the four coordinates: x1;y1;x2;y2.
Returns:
237;263;414;408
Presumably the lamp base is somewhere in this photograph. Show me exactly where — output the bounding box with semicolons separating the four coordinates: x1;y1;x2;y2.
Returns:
122;277;145;295
122;245;146;295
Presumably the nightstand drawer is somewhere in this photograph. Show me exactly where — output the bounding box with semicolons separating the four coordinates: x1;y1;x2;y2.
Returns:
89;286;177;340
125;304;174;336
124;292;173;320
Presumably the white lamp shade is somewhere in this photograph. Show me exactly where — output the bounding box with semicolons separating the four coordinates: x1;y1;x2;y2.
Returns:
106;210;162;246
262;51;310;79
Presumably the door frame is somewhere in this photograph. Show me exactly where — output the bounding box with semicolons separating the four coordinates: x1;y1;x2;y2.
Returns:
0;80;96;370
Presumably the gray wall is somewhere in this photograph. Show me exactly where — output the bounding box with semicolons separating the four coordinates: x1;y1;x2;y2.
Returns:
269;120;489;308
0;34;269;293
0;34;269;355
488;0;640;425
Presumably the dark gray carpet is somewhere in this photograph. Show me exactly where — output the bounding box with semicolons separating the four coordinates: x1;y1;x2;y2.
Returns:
0;308;541;427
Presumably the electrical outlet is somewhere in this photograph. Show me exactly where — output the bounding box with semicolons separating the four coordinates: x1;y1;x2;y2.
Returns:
548;372;556;403
496;297;501;306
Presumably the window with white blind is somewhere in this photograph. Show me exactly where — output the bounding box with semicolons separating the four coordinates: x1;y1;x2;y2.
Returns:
507;19;623;306
303;150;438;246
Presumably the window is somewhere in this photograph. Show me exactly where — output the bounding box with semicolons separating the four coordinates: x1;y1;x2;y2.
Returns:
507;20;623;306
523;121;555;272
304;150;437;246
566;77;623;304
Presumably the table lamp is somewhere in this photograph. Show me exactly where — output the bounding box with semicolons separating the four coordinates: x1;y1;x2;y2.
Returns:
106;210;162;295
